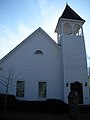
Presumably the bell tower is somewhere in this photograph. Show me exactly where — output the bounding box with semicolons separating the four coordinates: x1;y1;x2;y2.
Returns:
55;5;89;104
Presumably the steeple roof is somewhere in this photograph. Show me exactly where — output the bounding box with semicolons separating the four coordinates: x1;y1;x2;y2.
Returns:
60;4;85;21
55;5;85;33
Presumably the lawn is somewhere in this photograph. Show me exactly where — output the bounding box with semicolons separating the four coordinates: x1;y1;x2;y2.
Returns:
0;112;69;120
0;112;90;120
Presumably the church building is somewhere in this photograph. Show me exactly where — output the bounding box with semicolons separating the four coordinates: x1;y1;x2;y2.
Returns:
0;5;89;104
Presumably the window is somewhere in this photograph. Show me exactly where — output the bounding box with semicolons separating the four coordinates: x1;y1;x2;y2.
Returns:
74;24;80;35
38;82;46;98
16;81;25;97
63;23;72;35
34;50;43;55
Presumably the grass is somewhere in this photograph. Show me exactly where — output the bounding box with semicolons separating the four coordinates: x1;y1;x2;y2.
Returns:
0;95;90;120
0;112;69;120
0;112;90;120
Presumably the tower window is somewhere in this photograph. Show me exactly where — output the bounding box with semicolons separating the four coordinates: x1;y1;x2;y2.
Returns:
34;50;43;55
63;23;72;35
74;24;83;36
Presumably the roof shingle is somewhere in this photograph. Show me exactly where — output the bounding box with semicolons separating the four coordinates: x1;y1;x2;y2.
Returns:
60;4;85;21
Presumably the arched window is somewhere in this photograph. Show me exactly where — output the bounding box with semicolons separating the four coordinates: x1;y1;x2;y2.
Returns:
34;50;43;55
74;24;80;35
63;23;72;35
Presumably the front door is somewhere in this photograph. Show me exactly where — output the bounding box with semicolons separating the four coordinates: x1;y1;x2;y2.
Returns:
70;82;83;104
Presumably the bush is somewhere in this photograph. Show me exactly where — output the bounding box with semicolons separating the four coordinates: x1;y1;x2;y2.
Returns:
79;105;90;113
0;94;16;111
11;99;68;113
45;99;68;113
0;96;68;113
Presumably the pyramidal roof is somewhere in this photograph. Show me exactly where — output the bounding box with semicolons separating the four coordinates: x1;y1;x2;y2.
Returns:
60;4;85;21
55;4;85;32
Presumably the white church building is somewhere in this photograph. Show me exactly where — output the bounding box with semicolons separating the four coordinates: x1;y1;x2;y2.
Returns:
0;5;89;104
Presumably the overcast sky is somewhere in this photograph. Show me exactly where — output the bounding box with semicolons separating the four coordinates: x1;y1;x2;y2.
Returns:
0;0;90;64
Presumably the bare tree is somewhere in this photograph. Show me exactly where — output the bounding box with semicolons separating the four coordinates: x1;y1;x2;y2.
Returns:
0;67;21;111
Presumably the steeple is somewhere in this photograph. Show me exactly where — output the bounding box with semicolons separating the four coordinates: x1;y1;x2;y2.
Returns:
60;4;85;21
55;5;89;104
55;5;85;45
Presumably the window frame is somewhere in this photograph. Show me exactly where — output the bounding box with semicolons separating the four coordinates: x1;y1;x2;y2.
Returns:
38;81;47;98
16;81;25;97
34;50;43;55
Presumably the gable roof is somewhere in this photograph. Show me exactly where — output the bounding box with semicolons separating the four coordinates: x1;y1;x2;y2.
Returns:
60;4;85;21
0;27;59;63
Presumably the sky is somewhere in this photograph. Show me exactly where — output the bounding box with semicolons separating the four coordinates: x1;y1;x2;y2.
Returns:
0;0;90;65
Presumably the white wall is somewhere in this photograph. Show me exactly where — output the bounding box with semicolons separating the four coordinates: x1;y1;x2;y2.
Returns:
0;29;64;101
61;35;89;104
